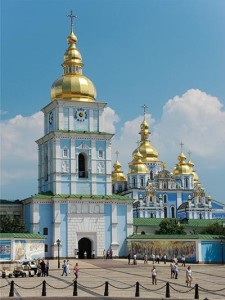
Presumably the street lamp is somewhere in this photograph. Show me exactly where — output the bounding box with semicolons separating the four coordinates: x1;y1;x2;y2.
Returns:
56;239;61;269
220;240;224;265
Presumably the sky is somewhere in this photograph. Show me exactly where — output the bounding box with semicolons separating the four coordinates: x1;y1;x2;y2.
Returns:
1;0;225;203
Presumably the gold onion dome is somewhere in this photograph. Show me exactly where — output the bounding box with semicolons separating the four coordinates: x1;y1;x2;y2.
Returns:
138;119;159;162
173;150;192;175
112;160;126;182
51;24;96;102
128;150;148;174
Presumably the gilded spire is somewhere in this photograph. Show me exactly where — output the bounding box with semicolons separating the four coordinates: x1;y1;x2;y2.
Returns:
128;149;148;174
173;143;192;175
51;11;97;102
112;151;126;182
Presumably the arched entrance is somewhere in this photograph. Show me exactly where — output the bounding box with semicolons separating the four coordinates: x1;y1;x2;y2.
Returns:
78;238;92;259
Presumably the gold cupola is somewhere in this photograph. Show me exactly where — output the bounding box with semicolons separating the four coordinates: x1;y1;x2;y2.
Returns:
112;160;126;182
51;12;96;102
187;151;199;182
135;113;159;163
173;144;192;175
128;150;148;174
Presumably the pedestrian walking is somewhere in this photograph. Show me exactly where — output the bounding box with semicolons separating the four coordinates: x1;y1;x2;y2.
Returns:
103;249;106;260
133;253;137;265
174;263;179;279
45;260;49;276
92;249;95;259
156;254;160;264
170;262;175;279
40;260;46;277
181;255;186;267
144;253;148;264
61;259;68;276
152;266;157;285
109;249;113;259
186;266;192;287
163;254;167;264
73;263;79;281
127;252;131;264
152;253;155;264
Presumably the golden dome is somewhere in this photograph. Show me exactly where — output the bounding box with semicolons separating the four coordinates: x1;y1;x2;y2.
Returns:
173;150;192;175
112;160;126;182
128;150;148;174
134;118;159;162
51;28;96;102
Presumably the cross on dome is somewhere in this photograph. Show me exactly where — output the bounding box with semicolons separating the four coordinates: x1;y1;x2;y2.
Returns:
115;150;119;161
67;10;77;33
142;104;148;119
180;141;184;152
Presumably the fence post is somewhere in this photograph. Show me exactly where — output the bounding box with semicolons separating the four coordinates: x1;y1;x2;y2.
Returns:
42;280;46;296
135;281;140;297
9;280;14;297
73;280;77;296
104;281;109;296
165;282;170;298
194;284;199;299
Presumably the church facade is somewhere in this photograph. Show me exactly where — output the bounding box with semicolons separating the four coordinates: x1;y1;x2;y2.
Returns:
22;14;133;259
112;113;225;220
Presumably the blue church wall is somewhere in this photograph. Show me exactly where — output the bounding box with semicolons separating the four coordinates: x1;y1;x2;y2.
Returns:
212;202;224;209
201;241;225;263
60;204;68;257
61;182;71;194
104;204;112;251
73;108;89;131
76;182;91;194
60;139;71;154
75;139;91;148
39;204;53;257
93;109;99;132
24;204;31;232
96;140;106;151
117;205;127;256
96;183;105;195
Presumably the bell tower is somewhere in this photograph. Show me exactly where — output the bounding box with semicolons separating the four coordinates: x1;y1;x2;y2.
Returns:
36;11;113;196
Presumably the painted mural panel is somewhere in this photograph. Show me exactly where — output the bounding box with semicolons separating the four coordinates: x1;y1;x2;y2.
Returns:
129;240;196;262
14;240;44;261
0;240;11;260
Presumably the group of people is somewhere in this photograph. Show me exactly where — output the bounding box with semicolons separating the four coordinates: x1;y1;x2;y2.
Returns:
37;259;49;277
61;259;79;281
103;249;113;259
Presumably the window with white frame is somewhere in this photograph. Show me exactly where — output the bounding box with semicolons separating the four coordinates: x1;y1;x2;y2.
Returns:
63;147;68;157
98;149;103;158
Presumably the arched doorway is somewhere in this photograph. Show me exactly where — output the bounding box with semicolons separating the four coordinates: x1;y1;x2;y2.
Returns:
78;238;92;259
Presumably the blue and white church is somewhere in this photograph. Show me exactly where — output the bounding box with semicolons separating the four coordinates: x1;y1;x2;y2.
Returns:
23;14;133;259
112;109;225;220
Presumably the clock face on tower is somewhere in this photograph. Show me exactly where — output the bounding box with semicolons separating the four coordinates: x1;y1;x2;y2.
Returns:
75;108;88;122
49;112;53;124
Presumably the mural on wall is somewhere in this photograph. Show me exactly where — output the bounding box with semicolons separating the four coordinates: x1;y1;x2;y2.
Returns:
15;240;45;261
0;240;11;260
129;240;196;262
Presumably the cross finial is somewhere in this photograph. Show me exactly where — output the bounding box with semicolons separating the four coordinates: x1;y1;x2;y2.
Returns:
67;10;77;33
188;150;191;159
136;140;140;147
180;141;184;152
142;104;148;119
115;150;119;161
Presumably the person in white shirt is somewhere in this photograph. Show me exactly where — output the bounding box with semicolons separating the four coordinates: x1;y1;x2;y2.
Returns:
186;266;192;287
152;266;157;285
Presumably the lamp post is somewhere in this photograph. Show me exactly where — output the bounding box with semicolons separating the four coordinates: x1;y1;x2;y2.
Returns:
56;239;61;269
220;240;224;265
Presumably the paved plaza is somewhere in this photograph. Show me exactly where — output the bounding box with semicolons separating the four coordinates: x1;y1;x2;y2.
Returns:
0;259;225;299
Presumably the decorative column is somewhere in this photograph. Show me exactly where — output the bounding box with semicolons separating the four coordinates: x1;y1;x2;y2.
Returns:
111;203;119;256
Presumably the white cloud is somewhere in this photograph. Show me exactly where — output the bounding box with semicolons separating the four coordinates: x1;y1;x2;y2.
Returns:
153;89;225;168
1;89;225;201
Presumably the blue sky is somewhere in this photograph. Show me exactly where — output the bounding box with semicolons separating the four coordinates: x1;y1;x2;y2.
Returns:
1;0;225;203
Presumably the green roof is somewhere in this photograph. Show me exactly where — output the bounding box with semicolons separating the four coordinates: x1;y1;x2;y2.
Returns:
133;218;225;227
0;233;45;239
127;234;225;240
32;193;131;201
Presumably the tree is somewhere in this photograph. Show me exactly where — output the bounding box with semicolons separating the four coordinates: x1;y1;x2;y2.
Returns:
0;215;25;233
200;222;225;235
155;219;186;235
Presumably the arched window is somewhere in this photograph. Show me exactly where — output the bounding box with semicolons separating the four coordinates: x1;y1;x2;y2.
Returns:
150;196;152;202
78;152;88;178
133;177;136;188
164;207;167;218
171;206;175;218
63;147;68;157
150;212;154;218
163;194;167;203
185;177;189;189
150;170;154;180
141;177;144;187
98;149;103;158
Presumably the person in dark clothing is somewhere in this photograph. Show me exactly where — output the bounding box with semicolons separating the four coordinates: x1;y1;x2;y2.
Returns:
127;253;131;264
40;260;46;277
